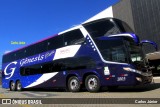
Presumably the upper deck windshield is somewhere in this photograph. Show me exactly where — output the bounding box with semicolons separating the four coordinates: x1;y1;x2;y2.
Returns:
83;18;134;38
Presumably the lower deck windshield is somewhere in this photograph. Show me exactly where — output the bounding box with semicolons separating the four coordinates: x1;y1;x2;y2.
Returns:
95;38;128;63
95;38;144;64
128;43;144;63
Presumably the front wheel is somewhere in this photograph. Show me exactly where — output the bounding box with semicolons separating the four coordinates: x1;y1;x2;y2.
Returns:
68;76;81;92
85;75;100;92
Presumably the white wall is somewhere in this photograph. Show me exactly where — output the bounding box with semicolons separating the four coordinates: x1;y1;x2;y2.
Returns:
84;6;113;24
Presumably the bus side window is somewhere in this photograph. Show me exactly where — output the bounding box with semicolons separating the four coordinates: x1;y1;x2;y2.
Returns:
47;35;63;51
34;41;48;54
3;53;15;63
16;49;26;60
84;19;117;38
20;64;42;76
41;63;53;73
25;45;35;57
52;56;96;71
20;67;25;76
63;29;85;46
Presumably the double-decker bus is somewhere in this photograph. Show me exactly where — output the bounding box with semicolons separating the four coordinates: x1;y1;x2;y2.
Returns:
2;18;156;92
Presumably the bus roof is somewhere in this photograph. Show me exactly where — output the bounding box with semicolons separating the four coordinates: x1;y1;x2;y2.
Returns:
4;17;118;56
4;34;58;55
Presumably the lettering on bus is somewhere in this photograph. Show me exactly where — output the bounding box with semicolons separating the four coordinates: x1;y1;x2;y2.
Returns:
20;50;55;66
117;77;126;81
60;49;70;55
20;54;44;66
45;50;55;59
4;61;17;79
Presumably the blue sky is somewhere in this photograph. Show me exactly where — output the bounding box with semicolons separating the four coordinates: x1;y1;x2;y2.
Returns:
0;0;119;68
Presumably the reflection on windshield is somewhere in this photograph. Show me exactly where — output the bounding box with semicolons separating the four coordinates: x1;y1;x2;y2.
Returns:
95;38;128;63
83;18;134;39
84;19;121;38
129;45;143;62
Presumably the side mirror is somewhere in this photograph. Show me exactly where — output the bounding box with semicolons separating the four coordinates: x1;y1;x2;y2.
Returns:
140;40;158;51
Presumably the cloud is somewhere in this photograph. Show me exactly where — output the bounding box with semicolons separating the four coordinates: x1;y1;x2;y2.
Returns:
4;50;11;54
71;24;79;27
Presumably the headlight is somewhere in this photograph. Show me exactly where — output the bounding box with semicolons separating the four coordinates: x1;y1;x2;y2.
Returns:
136;77;142;82
123;67;142;74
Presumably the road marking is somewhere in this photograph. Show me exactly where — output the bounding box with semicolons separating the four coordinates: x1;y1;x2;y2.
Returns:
0;94;6;98
153;77;160;79
24;92;47;97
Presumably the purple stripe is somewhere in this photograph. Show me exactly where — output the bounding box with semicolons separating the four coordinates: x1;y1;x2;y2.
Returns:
5;34;59;55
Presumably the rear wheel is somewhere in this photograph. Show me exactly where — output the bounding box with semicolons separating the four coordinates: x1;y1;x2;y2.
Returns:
10;81;16;91
16;81;22;91
68;76;81;92
85;75;100;92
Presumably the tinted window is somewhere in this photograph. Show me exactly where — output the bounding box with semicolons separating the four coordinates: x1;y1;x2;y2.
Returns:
63;29;85;46
34;41;48;54
20;56;96;76
84;19;120;38
2;55;6;63
2;55;8;63
50;57;96;71
114;19;134;33
20;64;42;76
15;49;25;60
47;35;63;50
2;52;15;63
25;45;35;57
95;38;128;63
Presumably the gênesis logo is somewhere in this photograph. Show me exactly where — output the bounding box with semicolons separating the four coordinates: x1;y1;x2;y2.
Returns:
4;61;17;79
4;51;55;79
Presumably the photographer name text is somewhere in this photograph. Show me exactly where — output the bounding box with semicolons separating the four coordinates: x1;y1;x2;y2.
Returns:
135;99;158;104
11;41;26;45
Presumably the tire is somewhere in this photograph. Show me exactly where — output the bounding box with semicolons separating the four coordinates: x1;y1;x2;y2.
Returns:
16;81;22;91
85;75;100;92
10;81;16;91
68;76;81;92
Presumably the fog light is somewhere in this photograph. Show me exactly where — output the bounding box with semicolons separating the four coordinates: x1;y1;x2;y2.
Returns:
136;77;142;82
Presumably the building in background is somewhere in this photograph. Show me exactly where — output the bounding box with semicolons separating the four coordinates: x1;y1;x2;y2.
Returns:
86;0;160;53
112;0;160;53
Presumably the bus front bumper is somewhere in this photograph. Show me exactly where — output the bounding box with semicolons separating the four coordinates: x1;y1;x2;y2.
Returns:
137;75;153;84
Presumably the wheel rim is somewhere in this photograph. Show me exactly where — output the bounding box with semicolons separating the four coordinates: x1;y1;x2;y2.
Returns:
11;82;15;90
17;83;21;90
88;77;98;90
70;79;79;90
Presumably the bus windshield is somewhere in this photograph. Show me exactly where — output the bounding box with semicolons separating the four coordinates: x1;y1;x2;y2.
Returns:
128;43;144;63
95;38;144;64
83;18;134;38
95;38;128;63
